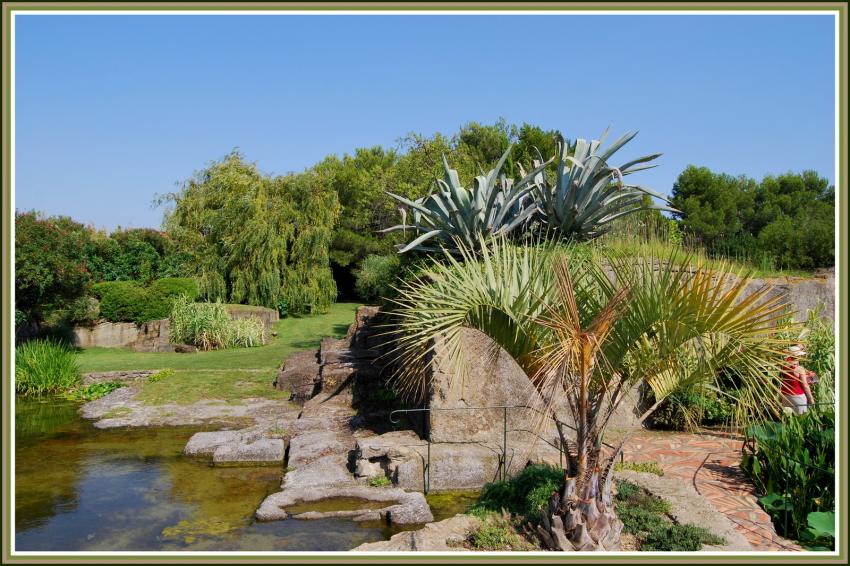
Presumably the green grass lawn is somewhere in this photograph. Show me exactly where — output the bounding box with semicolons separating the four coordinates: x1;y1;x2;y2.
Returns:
77;302;359;373
136;369;292;405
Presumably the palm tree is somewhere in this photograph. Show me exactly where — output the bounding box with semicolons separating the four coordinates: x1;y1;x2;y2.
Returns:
389;236;794;550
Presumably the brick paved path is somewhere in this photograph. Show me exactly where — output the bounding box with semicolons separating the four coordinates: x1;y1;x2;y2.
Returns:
621;430;804;551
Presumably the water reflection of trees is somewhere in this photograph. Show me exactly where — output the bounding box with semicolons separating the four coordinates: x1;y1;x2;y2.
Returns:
15;399;83;531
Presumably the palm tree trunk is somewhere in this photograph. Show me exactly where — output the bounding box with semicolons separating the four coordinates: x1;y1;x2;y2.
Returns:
536;462;624;551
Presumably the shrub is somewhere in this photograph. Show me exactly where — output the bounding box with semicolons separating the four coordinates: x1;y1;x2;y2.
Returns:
15;339;81;396
615;480;725;551
741;407;834;544
92;281;149;323
92;278;198;324
15;211;92;324
470;464;563;522
169;295;265;350
468;511;536;551
353;254;402;303
803;304;835;405
649;387;735;431
641;523;725;551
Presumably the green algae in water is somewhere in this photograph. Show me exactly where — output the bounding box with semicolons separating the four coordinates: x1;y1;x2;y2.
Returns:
426;490;481;522
14;398;392;551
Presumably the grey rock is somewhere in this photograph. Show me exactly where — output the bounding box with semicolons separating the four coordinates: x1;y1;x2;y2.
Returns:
184;431;243;457
274;350;320;399
256;484;432;525
281;454;356;490
287;430;351;467
212;437;285;465
353;514;480;551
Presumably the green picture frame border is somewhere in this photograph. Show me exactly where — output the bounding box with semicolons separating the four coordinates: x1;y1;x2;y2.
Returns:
1;2;846;563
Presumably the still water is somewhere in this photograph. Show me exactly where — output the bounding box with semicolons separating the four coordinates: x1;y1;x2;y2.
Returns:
14;398;401;551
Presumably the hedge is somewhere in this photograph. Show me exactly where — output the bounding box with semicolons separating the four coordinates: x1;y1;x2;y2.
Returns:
91;278;198;324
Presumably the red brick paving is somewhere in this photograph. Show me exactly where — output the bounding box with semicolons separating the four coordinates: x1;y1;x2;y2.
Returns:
620;430;804;551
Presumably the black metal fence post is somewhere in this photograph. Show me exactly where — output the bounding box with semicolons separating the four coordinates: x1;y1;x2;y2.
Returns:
502;406;508;481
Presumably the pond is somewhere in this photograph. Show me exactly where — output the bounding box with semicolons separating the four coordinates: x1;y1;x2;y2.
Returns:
14;397;403;551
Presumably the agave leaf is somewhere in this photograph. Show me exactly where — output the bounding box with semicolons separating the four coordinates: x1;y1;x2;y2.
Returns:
397;229;444;253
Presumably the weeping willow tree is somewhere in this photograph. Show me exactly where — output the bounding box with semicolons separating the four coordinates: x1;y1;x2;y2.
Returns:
161;151;339;314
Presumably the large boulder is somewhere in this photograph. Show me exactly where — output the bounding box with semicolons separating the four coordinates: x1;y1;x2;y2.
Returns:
274;350;320;400
422;328;641;447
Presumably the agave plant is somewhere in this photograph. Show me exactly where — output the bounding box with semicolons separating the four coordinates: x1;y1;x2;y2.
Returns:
381;145;550;253
526;128;676;240
389;236;795;550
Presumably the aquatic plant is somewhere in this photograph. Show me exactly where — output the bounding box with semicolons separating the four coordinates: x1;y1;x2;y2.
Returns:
15;338;81;396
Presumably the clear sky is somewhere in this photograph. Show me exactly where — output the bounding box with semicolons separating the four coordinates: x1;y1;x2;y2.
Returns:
14;13;836;231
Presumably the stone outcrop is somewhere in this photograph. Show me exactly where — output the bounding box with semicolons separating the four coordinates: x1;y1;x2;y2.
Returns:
256;485;432;525
353;514;481;551
184;430;286;465
273;350;320;400
256;306;433;526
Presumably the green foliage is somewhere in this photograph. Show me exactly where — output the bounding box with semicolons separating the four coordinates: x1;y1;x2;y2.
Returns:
162;151;339;315
615;480;724;551
383;144;542;253
530;128;673;241
148;368;175;383
169;295;266;351
614;461;665;476
91;278;197;324
65;381;124;401
470;464;563;522
740;407;834;543
468;511;536;551
367;475;391;487
671;166;834;269
15;211;92;324
801;511;835;550
384;127;672;254
802;304;835;405
641;523;725;551
649;386;735;431
15;339;81;396
353;254;402;303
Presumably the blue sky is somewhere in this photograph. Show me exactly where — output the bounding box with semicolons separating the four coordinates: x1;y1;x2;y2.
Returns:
14;13;836;231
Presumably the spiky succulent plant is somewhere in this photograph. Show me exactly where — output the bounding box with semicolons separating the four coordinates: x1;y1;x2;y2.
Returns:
529;128;676;240
381;145;549;253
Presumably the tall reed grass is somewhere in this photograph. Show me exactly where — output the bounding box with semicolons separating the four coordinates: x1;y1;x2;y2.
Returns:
169;295;266;350
15;338;81;396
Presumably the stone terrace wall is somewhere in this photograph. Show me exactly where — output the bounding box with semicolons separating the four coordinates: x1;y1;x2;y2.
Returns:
72;305;279;352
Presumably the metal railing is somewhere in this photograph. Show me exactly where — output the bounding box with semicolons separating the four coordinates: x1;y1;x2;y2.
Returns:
388;404;618;494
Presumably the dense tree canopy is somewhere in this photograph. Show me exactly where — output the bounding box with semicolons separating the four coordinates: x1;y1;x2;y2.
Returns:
162;151;340;314
671;166;834;269
317;120;565;293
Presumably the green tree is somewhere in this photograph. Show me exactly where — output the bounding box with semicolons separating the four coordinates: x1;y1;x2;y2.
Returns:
14;211;92;324
162;151;340;314
670;166;757;248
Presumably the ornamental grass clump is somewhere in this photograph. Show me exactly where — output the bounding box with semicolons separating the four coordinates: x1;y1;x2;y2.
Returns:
15;338;81;396
169;295;265;350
